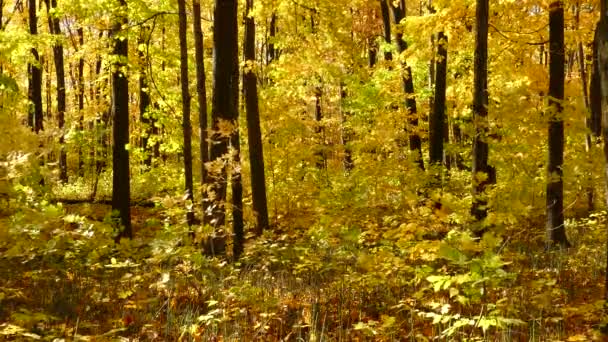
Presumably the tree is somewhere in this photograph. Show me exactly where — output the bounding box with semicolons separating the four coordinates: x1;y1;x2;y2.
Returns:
46;0;67;182
429;31;447;170
177;0;194;226
139;26;152;168
111;0;131;241
244;0;269;235
267;12;277;65
597;0;608;301
77;27;85;176
210;0;242;258
391;0;424;170
28;0;43;133
379;0;392;61
545;1;569;248
471;0;490;226
193;0;209;224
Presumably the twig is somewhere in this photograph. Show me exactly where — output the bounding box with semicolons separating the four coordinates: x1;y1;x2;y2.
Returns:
489;23;548;46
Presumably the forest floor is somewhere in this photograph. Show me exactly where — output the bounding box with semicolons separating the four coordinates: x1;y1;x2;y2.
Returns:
1;195;608;341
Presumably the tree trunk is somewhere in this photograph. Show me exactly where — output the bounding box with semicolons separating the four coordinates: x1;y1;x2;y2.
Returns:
576;2;594;213
391;0;424;170
379;0;393;61
340;83;354;171
139;27;152;168
177;0;195;226
47;0;67;182
368;38;377;67
28;0;43;133
244;0;270;235
546;1;570;248
267;12;277;65
591;25;603;138
471;0;490;226
193;0;210;224
314;85;326;169
596;0;608;302
111;0;131;241
429;32;447;170
210;0;241;257
78;27;85;176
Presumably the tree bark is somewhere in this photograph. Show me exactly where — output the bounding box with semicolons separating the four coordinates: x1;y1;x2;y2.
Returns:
379;0;393;61
210;0;242;258
471;0;490;225
77;27;85;176
267;12;277;65
244;0;270;235
391;0;424;170
596;0;608;302
429;31;447;168
340;83;354;171
139;27;152;168
47;0;67;182
178;0;195;226
28;0;43;133
576;1;594;213
111;0;132;241
193;0;210;224
546;1;570;248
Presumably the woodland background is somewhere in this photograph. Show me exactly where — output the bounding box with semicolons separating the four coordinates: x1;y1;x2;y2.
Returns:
1;0;608;340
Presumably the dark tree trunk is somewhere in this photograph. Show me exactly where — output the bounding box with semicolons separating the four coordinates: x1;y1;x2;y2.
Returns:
546;1;570;248
595;0;608;302
314;85;326;169
178;0;195;226
471;0;490;225
379;0;393;61
391;0;424;170
429;32;447;170
576;2;594;213
210;0;242;258
78;27;85;176
244;0;269;235
139;27;152;168
28;0;43;133
193;0;210;223
368;38;377;67
47;0;67;182
340;83;354;171
267;12;277;64
592;24;603;138
111;0;132;241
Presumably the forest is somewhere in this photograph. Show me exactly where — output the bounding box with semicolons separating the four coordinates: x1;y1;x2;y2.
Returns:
3;0;608;340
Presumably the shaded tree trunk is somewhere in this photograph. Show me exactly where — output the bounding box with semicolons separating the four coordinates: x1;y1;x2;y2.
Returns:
368;38;377;67
340;83;354;171
379;0;393;61
178;0;195;226
139;27;152;168
47;0;67;182
78;27;85;176
391;0;424;170
314;85;326;169
244;0;269;235
596;0;608;302
546;1;570;248
28;0;43;133
210;0;242;258
429;32;447;170
193;0;209;223
576;1;594;213
111;0;131;241
267;12;277;65
471;0;490;226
